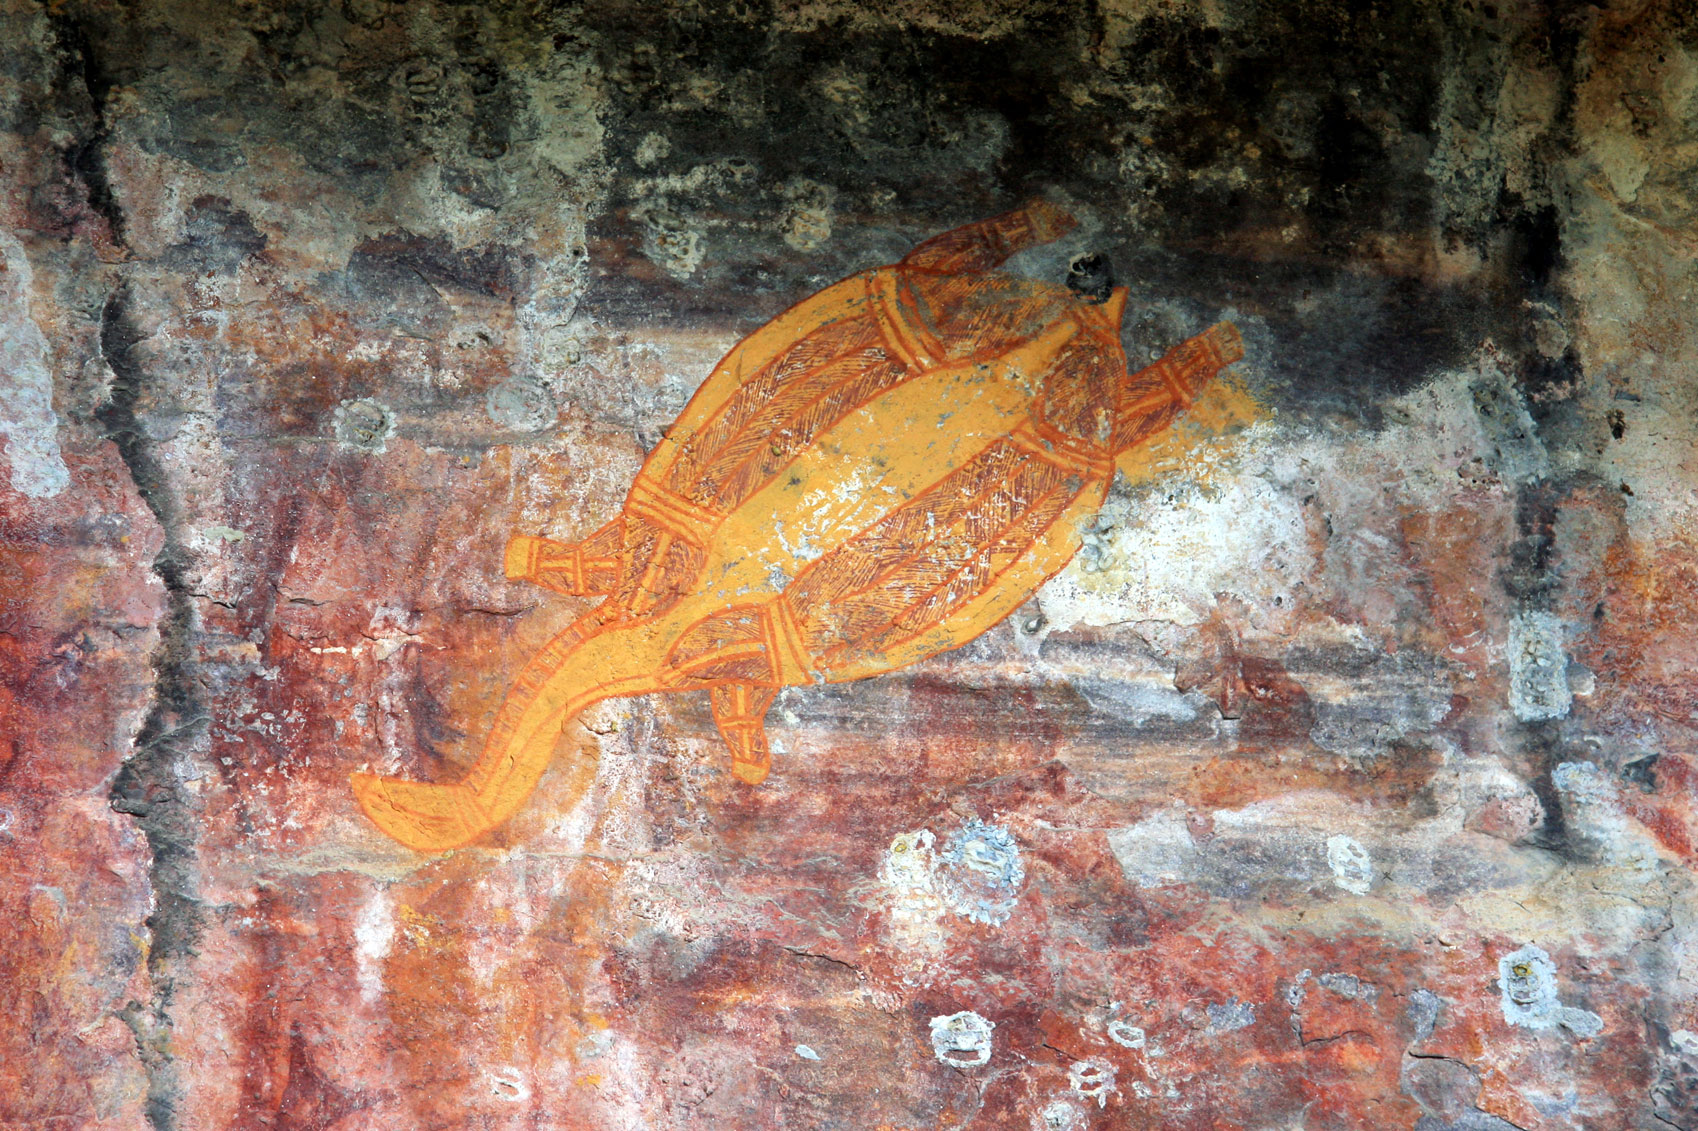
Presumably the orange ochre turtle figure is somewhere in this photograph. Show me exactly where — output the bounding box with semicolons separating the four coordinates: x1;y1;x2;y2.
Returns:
352;200;1243;851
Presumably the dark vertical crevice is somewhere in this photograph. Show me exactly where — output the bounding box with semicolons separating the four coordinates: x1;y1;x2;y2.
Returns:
1503;480;1572;856
1505;2;1587;420
97;285;203;1131
46;9;128;249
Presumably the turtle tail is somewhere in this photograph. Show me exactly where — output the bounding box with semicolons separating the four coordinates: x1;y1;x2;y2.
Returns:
350;621;664;852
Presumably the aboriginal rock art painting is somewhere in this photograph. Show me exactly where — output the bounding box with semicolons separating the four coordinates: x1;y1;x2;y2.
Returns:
352;201;1243;851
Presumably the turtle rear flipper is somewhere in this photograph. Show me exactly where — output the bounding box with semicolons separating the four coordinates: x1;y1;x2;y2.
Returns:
350;773;494;853
711;683;779;785
505;518;624;597
900;199;1077;275
351;620;674;852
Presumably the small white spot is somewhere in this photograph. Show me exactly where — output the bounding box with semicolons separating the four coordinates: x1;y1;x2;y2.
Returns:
1033;1098;1086;1131
1106;1019;1145;1049
488;1066;529;1103
794;1044;820;1061
1068;1058;1116;1107
634;132;671;166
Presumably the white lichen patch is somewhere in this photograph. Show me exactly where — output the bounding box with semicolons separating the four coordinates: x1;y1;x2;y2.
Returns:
1498;944;1603;1038
486;375;557;432
633;132;671;167
1325;834;1374;895
1106;1018;1147;1049
929;1010;994;1067
352;887;395;1006
1033;1098;1087;1130
780;177;836;252
1508;610;1572;722
878;818;1026;947
877;828;949;954
636;204;705;279
882;828;938;892
487;1066;530;1103
1205;998;1255;1034
1068;1058;1116;1107
332;398;395;453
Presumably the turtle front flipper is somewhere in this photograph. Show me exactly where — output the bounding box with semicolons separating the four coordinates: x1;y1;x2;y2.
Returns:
1110;321;1245;453
505;518;624;597
710;683;779;784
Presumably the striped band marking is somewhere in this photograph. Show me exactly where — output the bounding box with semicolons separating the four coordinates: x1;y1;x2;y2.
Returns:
896;274;948;361
1009;417;1113;479
1154;358;1194;409
625;477;722;546
868;271;938;371
558;548;584;592
763;596;814;685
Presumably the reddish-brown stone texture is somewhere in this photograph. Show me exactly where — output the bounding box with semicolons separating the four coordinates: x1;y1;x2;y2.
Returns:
4;1;1698;1129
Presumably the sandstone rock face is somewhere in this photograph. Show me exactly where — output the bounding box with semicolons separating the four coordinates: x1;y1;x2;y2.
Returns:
3;2;1697;1129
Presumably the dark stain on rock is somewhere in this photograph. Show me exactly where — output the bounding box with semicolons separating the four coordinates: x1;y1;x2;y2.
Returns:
271;1023;376;1131
348;233;530;303
577;0;1576;425
164;196;268;274
1502;482;1562;609
1518;719;1584;858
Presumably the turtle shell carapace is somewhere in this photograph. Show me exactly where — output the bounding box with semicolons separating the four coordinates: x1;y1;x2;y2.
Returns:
352;200;1244;852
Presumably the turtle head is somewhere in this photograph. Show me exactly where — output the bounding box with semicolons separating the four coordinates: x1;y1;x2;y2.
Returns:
1066;252;1116;304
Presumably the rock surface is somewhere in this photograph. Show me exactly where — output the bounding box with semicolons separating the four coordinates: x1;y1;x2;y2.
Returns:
3;1;1698;1128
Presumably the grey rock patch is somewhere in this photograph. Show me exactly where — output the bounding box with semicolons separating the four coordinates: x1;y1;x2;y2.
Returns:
937;817;1024;927
929;1011;994;1067
332;399;395;453
0;231;69;498
1508;610;1572;722
1206;998;1255;1034
486;376;557;432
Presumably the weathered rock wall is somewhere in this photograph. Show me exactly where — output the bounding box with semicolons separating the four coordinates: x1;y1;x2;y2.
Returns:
2;1;1697;1128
